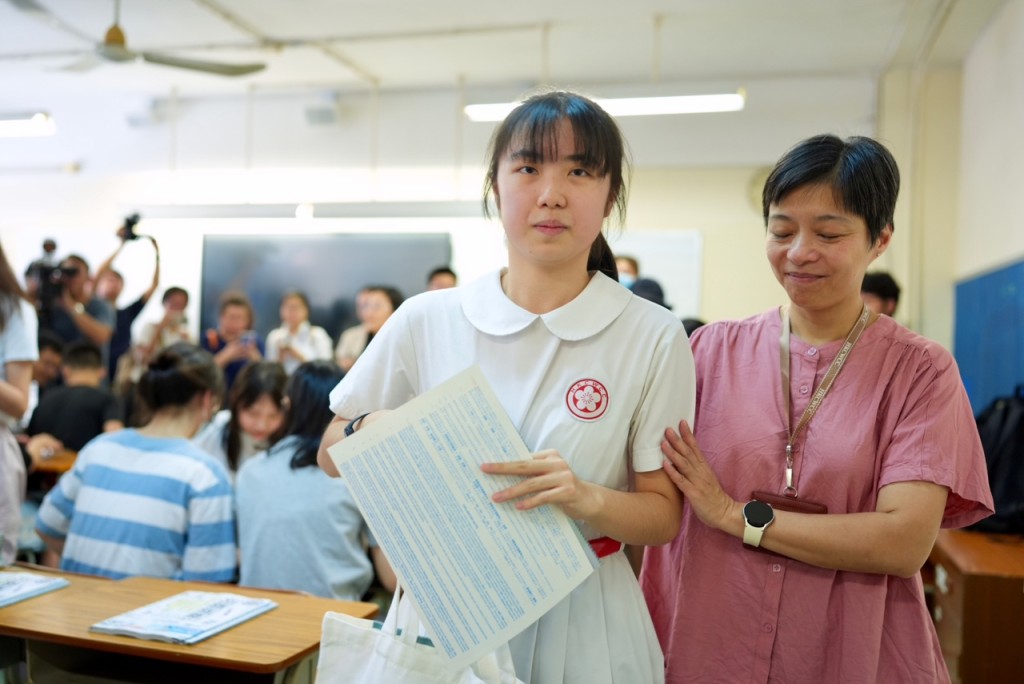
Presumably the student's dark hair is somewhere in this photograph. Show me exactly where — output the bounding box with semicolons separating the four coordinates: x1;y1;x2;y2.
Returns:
762;134;900;245
135;342;223;415
219;290;254;327
362;285;404;312
221;360;287;471
162;286;189;305
0;242;28;333
280;290;311;311
62;341;103;370
482;89;630;282
861;271;901;304
269;360;345;470
37;330;64;356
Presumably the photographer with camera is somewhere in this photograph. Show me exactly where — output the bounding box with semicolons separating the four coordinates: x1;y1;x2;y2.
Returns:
94;215;161;383
40;254;116;383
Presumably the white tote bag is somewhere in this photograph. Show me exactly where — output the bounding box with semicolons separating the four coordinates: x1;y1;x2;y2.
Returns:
316;585;523;684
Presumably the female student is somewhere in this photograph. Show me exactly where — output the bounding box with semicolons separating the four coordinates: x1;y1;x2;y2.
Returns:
265;291;333;375
36;343;236;581
0;241;38;565
193;360;286;476
640;135;993;682
318;90;695;683
237;360;394;599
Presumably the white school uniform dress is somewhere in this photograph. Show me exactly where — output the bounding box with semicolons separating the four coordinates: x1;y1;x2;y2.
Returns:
330;269;695;684
265;321;334;375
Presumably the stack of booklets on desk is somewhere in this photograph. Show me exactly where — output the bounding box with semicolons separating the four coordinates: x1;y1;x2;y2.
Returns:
90;591;277;645
0;572;69;607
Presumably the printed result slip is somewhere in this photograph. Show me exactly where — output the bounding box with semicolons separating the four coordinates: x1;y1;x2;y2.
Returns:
328;366;597;672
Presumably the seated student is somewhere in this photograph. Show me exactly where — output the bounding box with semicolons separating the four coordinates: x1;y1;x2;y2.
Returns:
35;343;236;581
201;290;263;399
265;291;334;375
27;341;124;452
237;360;395;600
334;285;403;372
192;360;286;477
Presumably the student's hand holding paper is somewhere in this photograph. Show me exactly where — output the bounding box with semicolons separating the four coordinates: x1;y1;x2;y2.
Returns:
482;450;602;522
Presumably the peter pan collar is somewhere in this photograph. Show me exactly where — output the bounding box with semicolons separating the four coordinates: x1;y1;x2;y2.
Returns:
461;269;633;341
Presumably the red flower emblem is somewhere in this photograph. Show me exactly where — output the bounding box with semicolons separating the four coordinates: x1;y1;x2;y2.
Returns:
565;378;609;421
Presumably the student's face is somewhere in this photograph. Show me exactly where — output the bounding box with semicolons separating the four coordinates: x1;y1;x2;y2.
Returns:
615;258;637;279
494;120;613;275
766;183;890;315
358;291;394;333
237;394;284;443
95;272;123;302
427;273;456;291
219;304;251;340
280;295;308;328
35;349;62;386
861;292;896;316
164;293;188;314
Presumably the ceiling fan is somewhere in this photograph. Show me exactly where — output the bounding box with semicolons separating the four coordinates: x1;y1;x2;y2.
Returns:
12;0;266;77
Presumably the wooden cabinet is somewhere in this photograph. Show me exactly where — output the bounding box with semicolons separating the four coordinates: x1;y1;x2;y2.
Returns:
929;530;1024;684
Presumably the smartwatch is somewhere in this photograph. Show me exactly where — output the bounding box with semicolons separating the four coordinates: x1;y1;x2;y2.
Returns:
742;500;775;547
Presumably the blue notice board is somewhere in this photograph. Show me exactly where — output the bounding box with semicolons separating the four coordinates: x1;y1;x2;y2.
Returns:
954;260;1024;416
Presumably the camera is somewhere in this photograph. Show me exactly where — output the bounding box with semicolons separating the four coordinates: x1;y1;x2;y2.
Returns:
122;213;142;241
35;263;79;318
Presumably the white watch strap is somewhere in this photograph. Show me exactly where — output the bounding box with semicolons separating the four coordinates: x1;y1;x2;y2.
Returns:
743;521;767;547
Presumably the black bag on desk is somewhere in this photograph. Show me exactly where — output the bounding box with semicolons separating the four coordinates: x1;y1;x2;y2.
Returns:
970;384;1024;535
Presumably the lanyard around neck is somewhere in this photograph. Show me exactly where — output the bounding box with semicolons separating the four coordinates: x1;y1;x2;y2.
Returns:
778;304;870;497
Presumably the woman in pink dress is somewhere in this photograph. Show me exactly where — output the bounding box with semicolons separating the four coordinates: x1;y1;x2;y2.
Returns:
641;134;994;684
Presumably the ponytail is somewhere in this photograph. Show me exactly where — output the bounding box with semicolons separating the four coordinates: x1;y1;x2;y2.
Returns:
588;233;618;281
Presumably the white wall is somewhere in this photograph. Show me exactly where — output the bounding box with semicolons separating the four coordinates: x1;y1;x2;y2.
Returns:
958;0;1024;278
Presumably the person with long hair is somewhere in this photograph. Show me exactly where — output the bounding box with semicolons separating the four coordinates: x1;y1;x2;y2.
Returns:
35;343;236;580
193;360;286;476
237;360;394;599
0;241;38;564
317;90;695;683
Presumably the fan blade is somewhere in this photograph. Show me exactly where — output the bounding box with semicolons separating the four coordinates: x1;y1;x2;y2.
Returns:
54;53;103;73
140;52;265;77
7;0;99;44
97;43;137;63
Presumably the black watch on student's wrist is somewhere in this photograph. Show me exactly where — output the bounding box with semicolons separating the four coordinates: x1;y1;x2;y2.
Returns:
344;412;372;437
742;500;775;547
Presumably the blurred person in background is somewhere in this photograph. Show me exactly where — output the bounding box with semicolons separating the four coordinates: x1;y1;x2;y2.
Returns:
265;291;333;376
334;286;403;372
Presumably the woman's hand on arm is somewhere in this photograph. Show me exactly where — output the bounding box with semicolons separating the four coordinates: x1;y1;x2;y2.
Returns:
661;420;948;577
482;452;683;546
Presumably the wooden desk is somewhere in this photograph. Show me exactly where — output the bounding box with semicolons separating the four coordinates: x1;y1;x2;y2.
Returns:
31;448;77;474
0;567;378;683
929;529;1024;684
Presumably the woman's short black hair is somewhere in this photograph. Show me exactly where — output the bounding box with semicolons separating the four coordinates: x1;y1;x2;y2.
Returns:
272;360;344;470
762;134;900;245
361;285;404;312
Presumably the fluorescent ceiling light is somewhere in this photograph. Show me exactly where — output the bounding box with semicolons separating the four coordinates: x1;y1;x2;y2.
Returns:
464;92;745;122
0;112;57;138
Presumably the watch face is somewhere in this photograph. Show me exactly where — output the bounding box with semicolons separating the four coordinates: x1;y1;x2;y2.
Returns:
744;500;774;527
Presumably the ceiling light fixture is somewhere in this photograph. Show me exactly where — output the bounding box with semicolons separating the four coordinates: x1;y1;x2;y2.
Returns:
0;112;57;138
464;92;745;122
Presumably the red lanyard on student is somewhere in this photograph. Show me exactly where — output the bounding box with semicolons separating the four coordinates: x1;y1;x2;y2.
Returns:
778;304;870;497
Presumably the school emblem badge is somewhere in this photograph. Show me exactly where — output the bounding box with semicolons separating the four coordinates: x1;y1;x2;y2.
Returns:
566;378;609;421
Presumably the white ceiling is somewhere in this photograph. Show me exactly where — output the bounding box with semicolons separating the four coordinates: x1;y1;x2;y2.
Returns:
0;0;1006;102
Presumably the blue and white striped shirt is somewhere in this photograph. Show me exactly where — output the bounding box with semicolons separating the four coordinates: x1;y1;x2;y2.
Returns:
36;429;237;582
